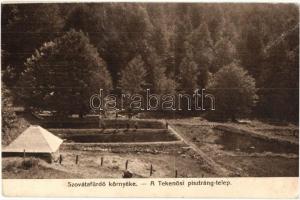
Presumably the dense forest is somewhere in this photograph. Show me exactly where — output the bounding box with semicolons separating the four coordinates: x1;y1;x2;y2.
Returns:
1;3;299;122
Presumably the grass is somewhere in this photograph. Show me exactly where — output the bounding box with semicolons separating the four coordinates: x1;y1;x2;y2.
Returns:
2;150;217;179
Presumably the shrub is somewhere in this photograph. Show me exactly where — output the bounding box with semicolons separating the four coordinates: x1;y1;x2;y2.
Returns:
3;161;19;171
21;157;40;170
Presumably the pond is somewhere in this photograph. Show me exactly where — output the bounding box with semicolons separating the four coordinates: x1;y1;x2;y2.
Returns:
58;129;179;143
42;119;165;129
215;130;299;154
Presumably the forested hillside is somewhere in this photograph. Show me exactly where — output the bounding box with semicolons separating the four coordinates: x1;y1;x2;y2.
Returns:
2;3;299;122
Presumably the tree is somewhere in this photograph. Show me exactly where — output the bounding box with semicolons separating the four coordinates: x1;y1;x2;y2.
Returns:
152;65;177;95
139;45;177;94
212;38;237;73
207;62;258;121
187;22;214;88
2;3;298;122
238;23;264;79
2;83;17;143
210;18;238;73
119;55;147;95
2;4;65;86
64;4;151;86
177;42;199;93
172;4;193;78
257;25;299;122
118;55;147;115
18;29;112;118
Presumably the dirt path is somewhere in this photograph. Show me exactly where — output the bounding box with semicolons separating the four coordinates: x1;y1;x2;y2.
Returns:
168;123;231;176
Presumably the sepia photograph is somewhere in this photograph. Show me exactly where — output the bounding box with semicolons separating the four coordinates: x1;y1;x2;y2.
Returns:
0;1;299;197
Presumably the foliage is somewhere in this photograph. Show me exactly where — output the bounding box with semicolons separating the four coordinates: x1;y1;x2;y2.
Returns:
2;4;64;86
2;3;298;121
21;158;40;170
64;4;151;85
18;29;112;117
207;62;258;121
257;30;299;122
2;83;16;132
119;55;147;95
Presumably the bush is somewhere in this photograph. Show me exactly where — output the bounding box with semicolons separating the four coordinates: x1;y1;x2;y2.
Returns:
21;158;40;170
3;161;19;172
3;157;40;171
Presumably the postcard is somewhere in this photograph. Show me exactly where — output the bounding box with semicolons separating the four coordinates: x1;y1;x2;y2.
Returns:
1;1;299;198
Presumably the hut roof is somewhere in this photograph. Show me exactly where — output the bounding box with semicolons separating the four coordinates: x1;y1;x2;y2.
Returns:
3;125;63;153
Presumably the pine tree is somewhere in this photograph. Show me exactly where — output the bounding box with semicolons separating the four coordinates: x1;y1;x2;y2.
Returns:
64;4;151;86
178;42;199;93
2;4;64;86
187;22;214;88
119;55;147;95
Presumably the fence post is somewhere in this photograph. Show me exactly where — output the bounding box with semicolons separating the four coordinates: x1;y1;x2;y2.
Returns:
175;170;178;178
101;157;103;166
125;160;128;170
75;155;79;164
59;154;63;165
23;149;26;160
150;164;153;176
